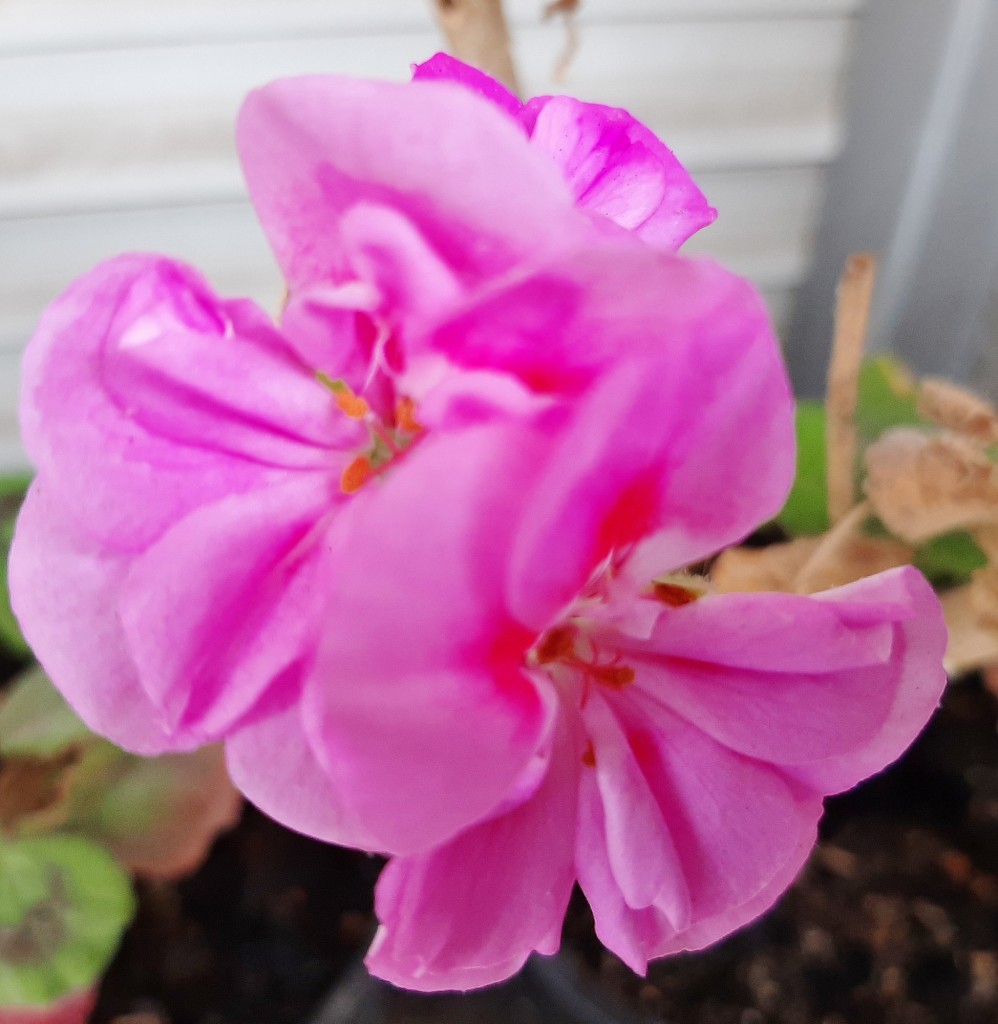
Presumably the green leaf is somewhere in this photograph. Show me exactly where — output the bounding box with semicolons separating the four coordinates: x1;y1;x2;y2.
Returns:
0;835;134;1008
855;355;924;444
0;516;31;659
0;474;32;505
777;400;830;535
915;531;988;588
0;670;94;760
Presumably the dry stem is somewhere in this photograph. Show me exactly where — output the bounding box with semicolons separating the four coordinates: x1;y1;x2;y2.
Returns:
430;0;521;95
826;253;878;523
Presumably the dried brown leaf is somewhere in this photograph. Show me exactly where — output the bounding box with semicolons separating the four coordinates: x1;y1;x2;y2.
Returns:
0;748;80;833
918;378;998;443
795;531;914;595
75;745;242;880
542;0;581;81
968;565;998;627
431;0;520;94
941;582;998;677
973;524;998;563
711;514;912;597
864;428;998;543
711;537;821;594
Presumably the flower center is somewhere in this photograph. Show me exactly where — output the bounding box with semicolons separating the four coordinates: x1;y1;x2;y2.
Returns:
317;373;423;493
526;575;706;697
528;623;636;691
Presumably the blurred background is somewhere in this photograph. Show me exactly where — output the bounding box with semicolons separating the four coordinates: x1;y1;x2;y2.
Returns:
1;0;995;468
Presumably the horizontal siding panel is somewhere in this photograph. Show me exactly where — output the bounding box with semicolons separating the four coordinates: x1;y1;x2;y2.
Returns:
0;165;824;353
0;19;850;218
0;348;23;469
687;166;826;286
0;0;863;55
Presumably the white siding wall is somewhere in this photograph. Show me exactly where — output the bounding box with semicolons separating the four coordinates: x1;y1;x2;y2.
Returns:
0;0;864;467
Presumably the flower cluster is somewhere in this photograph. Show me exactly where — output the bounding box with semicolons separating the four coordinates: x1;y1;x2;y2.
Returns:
10;56;947;990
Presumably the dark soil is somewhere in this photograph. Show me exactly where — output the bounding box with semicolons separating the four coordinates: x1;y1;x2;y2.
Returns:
88;677;998;1024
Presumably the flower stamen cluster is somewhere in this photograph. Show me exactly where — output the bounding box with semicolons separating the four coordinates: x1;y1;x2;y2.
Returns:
317;375;424;494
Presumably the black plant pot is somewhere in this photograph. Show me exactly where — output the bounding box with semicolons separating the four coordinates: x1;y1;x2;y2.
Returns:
310;954;648;1024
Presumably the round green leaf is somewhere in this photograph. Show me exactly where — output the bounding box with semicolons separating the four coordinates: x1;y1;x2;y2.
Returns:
0;835;134;1008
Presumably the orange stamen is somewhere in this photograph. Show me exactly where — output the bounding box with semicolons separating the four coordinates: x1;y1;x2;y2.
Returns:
336;391;370;420
340;456;373;494
653;581;700;608
396;396;423;434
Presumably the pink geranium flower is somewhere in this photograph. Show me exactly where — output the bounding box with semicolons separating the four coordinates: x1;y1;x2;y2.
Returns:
219;252;947;989
412;54;717;249
6;66;715;759
8;63;947;996
7;71;609;756
276;360;946;988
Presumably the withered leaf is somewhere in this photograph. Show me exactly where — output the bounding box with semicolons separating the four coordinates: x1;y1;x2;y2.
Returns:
711;537;821;594
62;744;242;880
0;749;80;833
711;530;913;596
918;378;998;444
941;582;998;678
864;428;998;543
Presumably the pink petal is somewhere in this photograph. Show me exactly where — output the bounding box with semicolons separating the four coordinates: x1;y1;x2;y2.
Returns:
237;75;585;295
787;567;947;793
577;693;822;969
19;255;334;553
411;53;523;118
100;288;352;468
632;590;895;673
522;95;716;249
622;569;944;769
225;701;382;851
467;249;793;625
574;767;673;975
8;484;193;754
626;695;823;932
410;56;715;250
303;425;554;855
580;691;689;919
365;716;578;991
120;475;337;740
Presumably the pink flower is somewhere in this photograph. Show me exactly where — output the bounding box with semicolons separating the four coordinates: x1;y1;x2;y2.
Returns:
298;386;945;989
8;70;610;757
412;53;717;250
217;250;947;988
6;65;716;762
8;64;947;996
